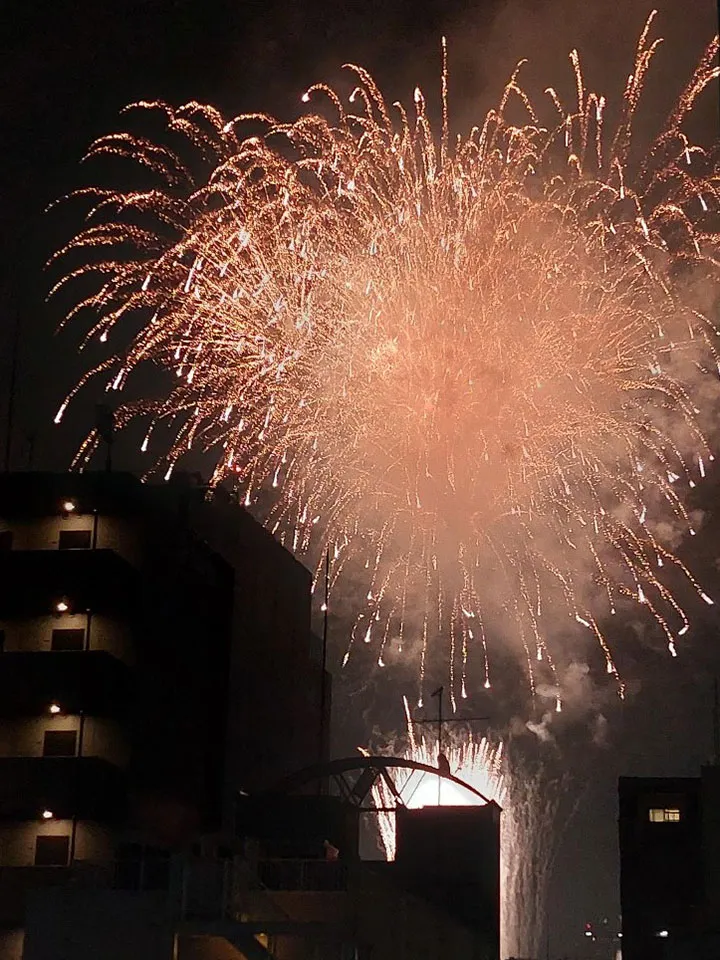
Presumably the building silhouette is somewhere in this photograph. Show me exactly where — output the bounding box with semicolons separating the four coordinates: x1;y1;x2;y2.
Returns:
619;769;720;959
0;471;328;960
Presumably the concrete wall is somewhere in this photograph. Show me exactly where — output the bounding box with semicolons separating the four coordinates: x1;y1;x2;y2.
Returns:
0;614;132;661
0;514;141;566
189;499;324;807
0;820;113;867
0;715;127;766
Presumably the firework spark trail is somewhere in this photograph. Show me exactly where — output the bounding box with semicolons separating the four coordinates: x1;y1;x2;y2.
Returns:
52;15;720;707
368;697;506;863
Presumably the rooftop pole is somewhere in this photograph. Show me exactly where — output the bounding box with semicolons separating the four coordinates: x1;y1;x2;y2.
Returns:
431;685;444;803
3;310;20;472
713;678;719;765
319;548;330;777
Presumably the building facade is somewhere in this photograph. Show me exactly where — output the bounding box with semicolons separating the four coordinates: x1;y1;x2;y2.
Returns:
618;771;720;960
0;471;328;960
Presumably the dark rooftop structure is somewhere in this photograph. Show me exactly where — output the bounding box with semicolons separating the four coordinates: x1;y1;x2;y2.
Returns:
619;768;720;960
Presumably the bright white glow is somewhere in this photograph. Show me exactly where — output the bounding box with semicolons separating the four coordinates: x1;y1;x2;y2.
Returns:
409;774;471;809
657;930;669;938
62;500;76;513
48;703;61;715
41;810;53;820
55;600;69;614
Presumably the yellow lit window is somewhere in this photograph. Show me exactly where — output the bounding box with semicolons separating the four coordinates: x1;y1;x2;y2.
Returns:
649;807;681;823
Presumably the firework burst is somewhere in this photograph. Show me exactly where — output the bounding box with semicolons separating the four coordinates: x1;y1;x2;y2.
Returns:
51;14;720;707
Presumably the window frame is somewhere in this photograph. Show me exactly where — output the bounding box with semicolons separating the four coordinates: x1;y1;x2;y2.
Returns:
51;628;85;652
34;834;70;867
648;807;682;823
42;729;78;758
58;529;92;551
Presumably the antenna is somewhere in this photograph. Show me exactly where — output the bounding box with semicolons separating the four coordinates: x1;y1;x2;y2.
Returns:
410;696;491;806
318;548;330;785
95;404;115;472
431;686;444;804
713;678;719;765
3;310;20;472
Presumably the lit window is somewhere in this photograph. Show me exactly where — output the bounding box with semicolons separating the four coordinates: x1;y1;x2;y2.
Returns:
649;807;681;823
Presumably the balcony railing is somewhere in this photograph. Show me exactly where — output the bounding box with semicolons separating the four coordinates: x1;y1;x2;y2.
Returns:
0;549;139;617
0;756;126;820
0;650;130;717
256;858;348;892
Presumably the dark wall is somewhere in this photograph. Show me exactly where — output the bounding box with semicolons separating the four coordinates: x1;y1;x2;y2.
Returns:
128;506;234;843
395;803;501;959
188;494;326;798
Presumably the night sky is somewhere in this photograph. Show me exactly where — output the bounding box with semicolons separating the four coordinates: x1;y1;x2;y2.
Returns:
3;2;719;955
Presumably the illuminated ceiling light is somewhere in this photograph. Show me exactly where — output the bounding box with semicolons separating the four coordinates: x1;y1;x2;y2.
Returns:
41;810;54;820
55;600;69;614
48;703;61;715
657;930;669;938
62;499;77;513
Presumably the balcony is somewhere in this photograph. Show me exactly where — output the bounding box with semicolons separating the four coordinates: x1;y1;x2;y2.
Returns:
0;471;145;521
0;862;115;925
0;756;126;820
257;859;349;892
0;549;139;617
0;651;131;717
0;856;170;926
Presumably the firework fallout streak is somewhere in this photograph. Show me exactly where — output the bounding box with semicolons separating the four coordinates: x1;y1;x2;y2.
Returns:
52;14;720;708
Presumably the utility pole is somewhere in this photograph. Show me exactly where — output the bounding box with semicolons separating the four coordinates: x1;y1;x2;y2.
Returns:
431;686;443;804
318;549;330;789
713;678;719;765
3;310;20;472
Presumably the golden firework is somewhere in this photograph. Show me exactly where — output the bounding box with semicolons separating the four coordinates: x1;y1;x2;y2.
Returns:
52;14;720;707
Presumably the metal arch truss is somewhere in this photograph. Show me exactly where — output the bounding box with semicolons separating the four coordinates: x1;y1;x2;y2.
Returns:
268;755;493;812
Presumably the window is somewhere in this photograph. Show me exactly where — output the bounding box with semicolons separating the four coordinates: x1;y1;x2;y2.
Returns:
34;835;70;866
0;530;12;551
58;529;92;550
43;730;77;757
51;628;85;652
649;807;681;823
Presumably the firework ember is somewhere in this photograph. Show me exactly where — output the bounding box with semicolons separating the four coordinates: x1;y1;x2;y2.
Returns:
52;14;720;706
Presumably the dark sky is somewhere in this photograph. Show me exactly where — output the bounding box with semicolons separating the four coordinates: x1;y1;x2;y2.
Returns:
2;2;719;956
